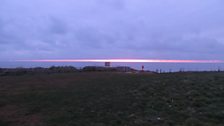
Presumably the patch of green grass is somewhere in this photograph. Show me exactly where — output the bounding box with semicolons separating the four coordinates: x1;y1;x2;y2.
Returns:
0;72;223;126
0;120;10;126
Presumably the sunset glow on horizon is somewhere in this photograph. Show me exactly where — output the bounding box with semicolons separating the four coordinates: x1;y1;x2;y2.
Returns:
16;59;224;63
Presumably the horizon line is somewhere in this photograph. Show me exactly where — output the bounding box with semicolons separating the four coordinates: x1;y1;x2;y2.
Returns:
15;59;224;63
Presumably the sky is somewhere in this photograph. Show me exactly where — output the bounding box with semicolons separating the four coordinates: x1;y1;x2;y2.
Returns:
0;0;224;63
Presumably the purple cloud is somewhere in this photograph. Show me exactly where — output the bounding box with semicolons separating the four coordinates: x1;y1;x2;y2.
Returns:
0;0;224;61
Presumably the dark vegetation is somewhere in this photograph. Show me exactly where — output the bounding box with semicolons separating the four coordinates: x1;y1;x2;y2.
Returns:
0;66;137;76
82;66;136;72
0;69;223;126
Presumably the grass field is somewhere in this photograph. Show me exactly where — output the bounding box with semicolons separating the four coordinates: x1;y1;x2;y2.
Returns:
0;72;223;126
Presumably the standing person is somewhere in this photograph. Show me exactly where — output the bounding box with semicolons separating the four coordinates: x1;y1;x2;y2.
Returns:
142;65;144;72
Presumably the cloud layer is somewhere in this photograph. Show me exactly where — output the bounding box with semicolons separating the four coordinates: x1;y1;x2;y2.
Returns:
0;0;224;61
